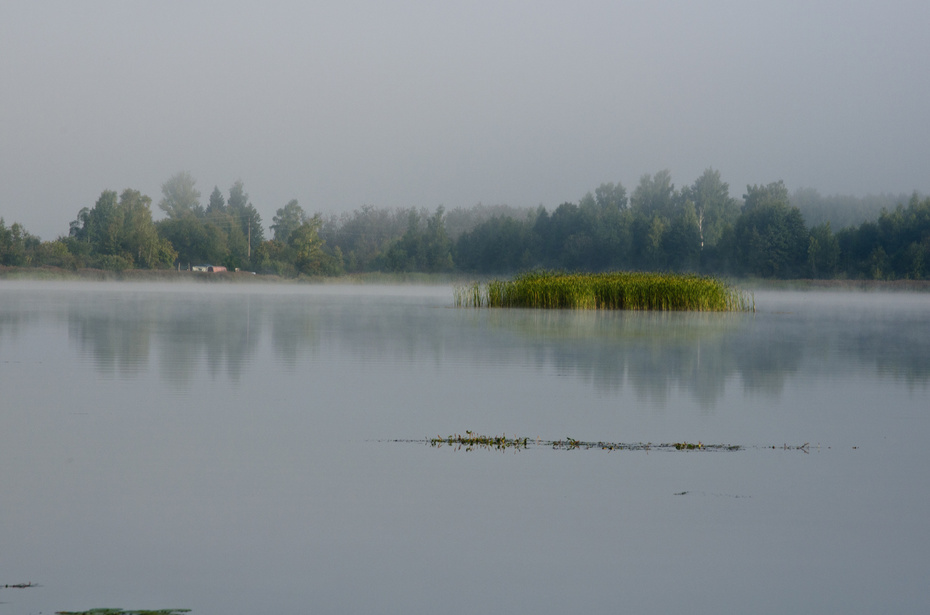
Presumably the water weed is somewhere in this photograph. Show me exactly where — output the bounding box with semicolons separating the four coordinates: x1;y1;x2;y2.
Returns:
421;433;812;452
56;611;190;615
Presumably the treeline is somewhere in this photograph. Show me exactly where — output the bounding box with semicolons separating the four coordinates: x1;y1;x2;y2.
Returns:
1;172;340;277
2;169;929;280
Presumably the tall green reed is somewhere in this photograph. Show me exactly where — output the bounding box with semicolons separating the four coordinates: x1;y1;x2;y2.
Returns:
454;271;753;311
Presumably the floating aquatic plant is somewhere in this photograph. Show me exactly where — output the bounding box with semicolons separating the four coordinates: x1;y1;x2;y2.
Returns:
419;433;812;453
428;431;529;452
454;271;754;312
56;610;190;615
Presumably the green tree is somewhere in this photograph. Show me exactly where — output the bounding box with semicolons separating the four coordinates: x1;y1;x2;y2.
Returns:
158;171;203;219
253;212;341;277
85;190;122;255
664;202;702;271
836;193;930;279
631;170;676;219
289;214;340;275
320;205;410;272
680;168;739;249
252;239;295;277
33;239;78;269
207;186;226;214
0;219;39;266
227;180;264;251
807;222;840;278
732;182;808;277
422;206;454;272
384;207;453;272
272;199;308;243
836;221;880;278
454;214;534;273
742;180;790;214
594;181;628;212
227;180;249;212
583;183;633;270
156;215;227;267
68;189;175;269
203;208;248;269
119;189;177;268
540;202;592;268
643;215;668;270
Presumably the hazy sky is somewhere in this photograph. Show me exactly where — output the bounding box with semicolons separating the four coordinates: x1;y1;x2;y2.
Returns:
2;0;928;240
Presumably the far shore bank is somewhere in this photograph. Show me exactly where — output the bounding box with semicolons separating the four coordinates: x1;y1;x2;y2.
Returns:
0;265;465;285
740;277;930;292
1;265;929;291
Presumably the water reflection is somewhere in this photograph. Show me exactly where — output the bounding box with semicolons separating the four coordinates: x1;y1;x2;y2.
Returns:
2;284;928;401
270;301;319;365
0;293;38;343
0;310;33;344
855;322;930;386
486;310;762;403
153;295;261;384
68;299;154;376
523;310;805;402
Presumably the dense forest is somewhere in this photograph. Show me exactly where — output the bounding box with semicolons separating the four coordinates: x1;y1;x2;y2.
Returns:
1;169;928;280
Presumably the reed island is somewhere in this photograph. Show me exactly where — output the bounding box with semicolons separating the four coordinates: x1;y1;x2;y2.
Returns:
454;271;753;311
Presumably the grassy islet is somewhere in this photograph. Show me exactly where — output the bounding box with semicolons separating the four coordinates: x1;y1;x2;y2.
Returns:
454;271;753;311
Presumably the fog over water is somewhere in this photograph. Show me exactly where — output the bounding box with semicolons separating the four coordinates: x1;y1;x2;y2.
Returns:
2;1;929;240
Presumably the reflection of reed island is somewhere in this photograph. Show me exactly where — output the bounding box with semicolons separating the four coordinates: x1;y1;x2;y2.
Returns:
468;299;784;403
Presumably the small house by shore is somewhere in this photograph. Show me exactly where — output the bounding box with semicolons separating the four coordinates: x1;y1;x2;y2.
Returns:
190;265;227;273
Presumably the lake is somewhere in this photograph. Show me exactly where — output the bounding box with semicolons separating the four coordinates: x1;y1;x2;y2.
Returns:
1;281;928;614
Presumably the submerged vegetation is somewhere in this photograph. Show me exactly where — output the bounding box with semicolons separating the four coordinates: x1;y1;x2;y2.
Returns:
56;610;190;615
454;271;753;311
424;432;812;452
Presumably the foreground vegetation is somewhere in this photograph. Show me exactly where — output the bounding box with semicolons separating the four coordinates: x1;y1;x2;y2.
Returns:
56;610;190;615
425;432;812;452
455;271;753;311
2;169;928;281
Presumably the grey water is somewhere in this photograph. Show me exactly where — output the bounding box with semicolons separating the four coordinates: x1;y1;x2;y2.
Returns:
1;281;928;614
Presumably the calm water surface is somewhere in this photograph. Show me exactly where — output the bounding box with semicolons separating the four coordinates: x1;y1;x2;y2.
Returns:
1;281;928;614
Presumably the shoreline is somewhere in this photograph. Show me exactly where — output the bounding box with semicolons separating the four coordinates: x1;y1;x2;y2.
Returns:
1;265;929;291
740;277;930;292
0;265;465;285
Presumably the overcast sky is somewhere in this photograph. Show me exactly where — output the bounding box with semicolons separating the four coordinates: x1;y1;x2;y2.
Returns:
2;0;928;240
